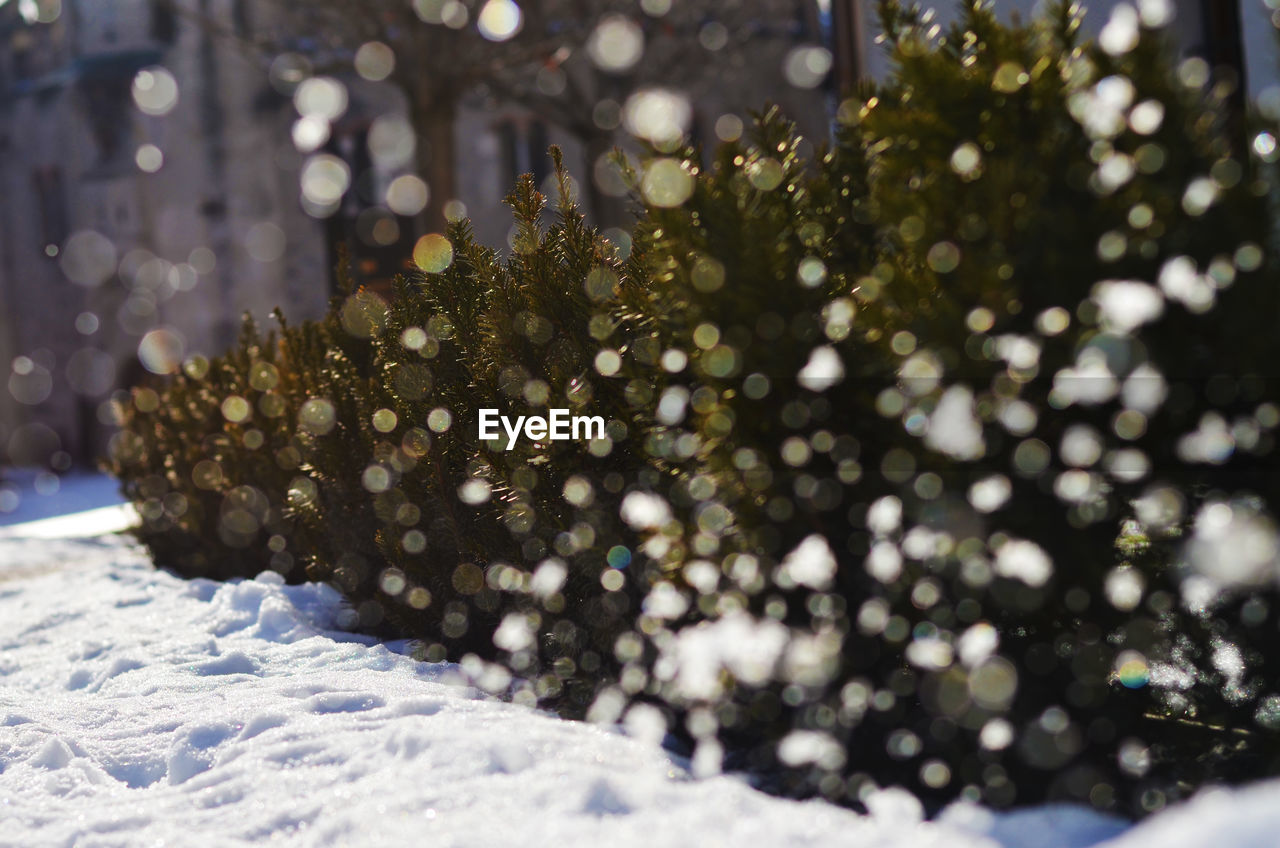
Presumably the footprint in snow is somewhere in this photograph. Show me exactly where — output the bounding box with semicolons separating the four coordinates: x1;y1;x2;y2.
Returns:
30;737;75;770
237;713;288;741
488;743;534;775
83;657;145;693
167;722;238;785
389;697;444;718
305;692;385;714
99;750;168;789
582;778;631;816
192;651;260;677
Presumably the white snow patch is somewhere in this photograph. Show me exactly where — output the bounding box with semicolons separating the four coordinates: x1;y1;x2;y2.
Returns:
969;475;1013;513
1212;642;1246;692
958;622;1000;668
1099;5;1139;55
660;612;789;701
621;491;673;530
866;787;925;825
1159;256;1216;312
1186;501;1279;589
1092;280;1164;334
7;502;1280;846
781;534;838;590
867;495;904;536
797;345;845;392
2;530;986;848
925;386;985;460
643;582;690;620
1053;348;1118;406
0;503;137;539
906;637;954;671
0;469;128;527
943;802;1128;848
994;539;1054;588
1094;780;1280;848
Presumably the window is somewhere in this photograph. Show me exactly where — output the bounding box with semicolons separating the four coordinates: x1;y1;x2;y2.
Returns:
232;0;252;38
150;0;177;43
497;117;549;194
322;127;416;296
10;30;34;82
31;166;68;251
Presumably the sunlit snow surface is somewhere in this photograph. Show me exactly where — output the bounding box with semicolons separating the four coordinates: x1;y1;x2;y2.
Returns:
0;527;975;847
0;503;1274;846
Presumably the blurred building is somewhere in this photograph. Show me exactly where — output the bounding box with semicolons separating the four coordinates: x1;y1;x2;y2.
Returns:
0;0;336;470
0;0;830;470
830;1;1277;99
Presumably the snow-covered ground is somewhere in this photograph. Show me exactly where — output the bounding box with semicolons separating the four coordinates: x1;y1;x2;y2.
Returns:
1;474;1278;847
0;468;126;527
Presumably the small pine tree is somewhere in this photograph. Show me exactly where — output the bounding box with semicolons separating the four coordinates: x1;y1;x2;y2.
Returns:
351;160;649;709
857;0;1280;809
110;0;1280;817
109;315;300;580
111;158;649;711
603;0;1280;813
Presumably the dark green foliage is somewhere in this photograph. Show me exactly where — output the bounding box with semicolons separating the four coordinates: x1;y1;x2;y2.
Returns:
111;161;647;709
348;161;649;709
845;0;1280;810
111;0;1280;818
606;1;1280;819
604;0;1280;814
109;316;300;580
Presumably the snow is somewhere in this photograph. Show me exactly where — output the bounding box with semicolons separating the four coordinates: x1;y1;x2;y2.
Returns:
2;492;967;848
867;495;903;536
780;534;837;590
1091;281;1164;335
0;526;947;848
0;468;127;526
994;538;1055;588
620;491;672;530
957;621;1000;667
1098;5;1139;56
4;475;1280;846
926;385;985;460
942;803;1129;848
1158;256;1216;312
1185;500;1279;589
1070;76;1134;140
969;474;1013;513
797;345;845;392
1053;349;1119;406
658;612;789;700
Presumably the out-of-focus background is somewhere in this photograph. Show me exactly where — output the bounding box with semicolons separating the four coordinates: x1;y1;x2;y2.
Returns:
0;0;1276;501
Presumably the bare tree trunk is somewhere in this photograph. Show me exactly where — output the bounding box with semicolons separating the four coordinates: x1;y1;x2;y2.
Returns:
0;166;22;466
406;81;458;237
1197;0;1247;158
830;0;869;97
582;130;630;231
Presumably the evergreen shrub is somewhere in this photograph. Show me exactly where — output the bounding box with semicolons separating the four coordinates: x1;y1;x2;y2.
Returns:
111;0;1280;815
603;1;1280;813
111;162;647;708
